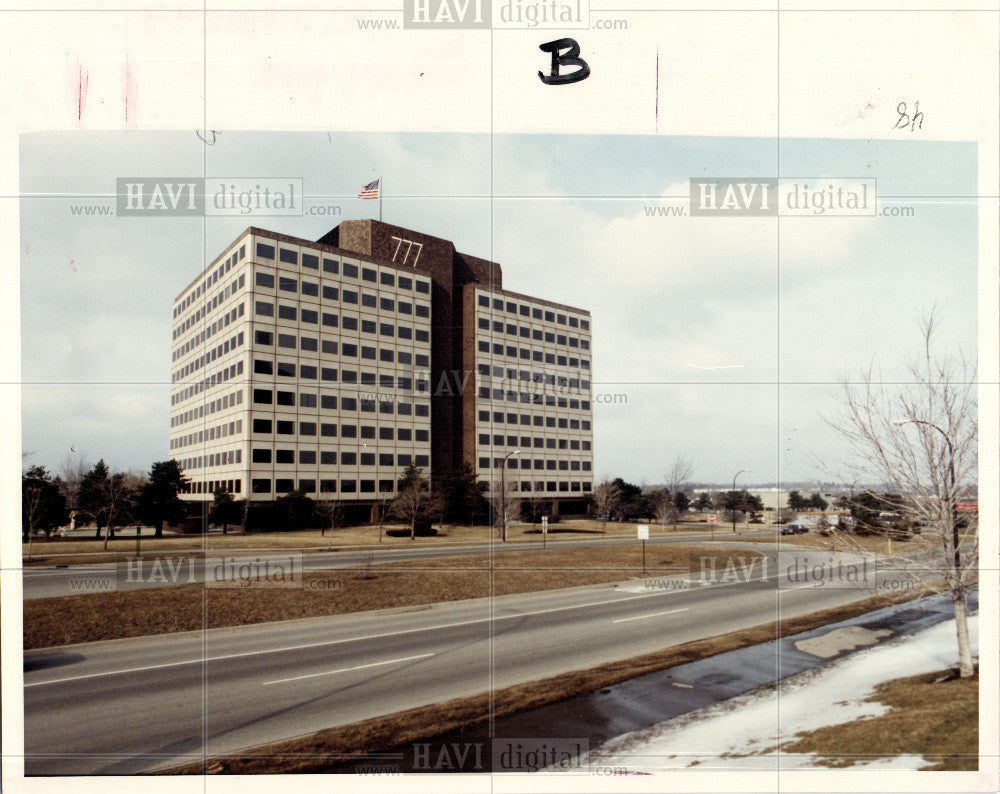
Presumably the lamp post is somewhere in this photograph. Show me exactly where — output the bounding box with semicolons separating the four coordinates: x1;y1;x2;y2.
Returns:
500;450;520;542
732;469;749;534
894;419;960;574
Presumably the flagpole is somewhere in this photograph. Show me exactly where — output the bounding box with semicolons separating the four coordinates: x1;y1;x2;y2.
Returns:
379;175;383;222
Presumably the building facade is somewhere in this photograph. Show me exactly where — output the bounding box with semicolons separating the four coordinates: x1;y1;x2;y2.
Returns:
169;220;593;514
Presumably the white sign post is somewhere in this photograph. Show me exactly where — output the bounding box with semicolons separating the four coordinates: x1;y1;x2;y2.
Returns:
541;515;548;550
637;524;649;573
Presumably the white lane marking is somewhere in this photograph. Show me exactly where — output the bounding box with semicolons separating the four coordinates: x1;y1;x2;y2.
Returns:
777;584;817;594
263;653;434;686
612;608;690;624
24;579;769;687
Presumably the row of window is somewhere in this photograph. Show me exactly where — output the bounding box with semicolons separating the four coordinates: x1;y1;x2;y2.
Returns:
181;478;242;495
180;448;243;471
477;339;590;369
478;365;591;389
251;419;428;442
180;477;592;496
175;244;246;318
252;330;430;366
172;360;246;406
253;272;431;318
255;241;431;295
171;419;245;451
477;387;592;410
478;457;592;472
476;293;588;328
253;360;426;391
478;433;592;450
250;478;395;495
251;449;429;467
476;317;590;351
477;410;593;431
173;332;245;382
174;272;246;338
250;388;430;417
253;302;430;341
171;388;244;428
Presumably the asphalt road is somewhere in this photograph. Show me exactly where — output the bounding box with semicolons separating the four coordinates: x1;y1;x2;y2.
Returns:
23;545;915;775
21;530;763;599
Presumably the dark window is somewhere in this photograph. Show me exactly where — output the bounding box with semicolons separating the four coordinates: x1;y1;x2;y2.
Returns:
279;249;297;264
252;478;271;493
301;281;319;297
321;451;337;464
323;258;338;274
278;276;297;292
252;418;272;433
300;393;317;408
256;243;275;260
340;479;356;493
252;389;272;404
277;333;296;349
300;365;317;379
253;359;273;374
299;450;316;464
255;300;274;317
301;310;318;326
322;312;338;328
276;420;294;434
398;276;412;290
302;253;319;269
275;479;294;493
342;290;358;304
275;449;294;464
361;267;377;282
277;361;295;377
276;391;295;406
342;263;359;278
251;448;271;463
320;423;337;437
299;422;317;436
320;479;337;492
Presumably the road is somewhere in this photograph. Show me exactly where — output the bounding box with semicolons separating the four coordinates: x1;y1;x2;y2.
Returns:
23;545;916;775
22;530;760;599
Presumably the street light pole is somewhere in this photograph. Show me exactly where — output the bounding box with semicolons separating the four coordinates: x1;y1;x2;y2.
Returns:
732;469;749;534
894;419;960;574
500;450;520;542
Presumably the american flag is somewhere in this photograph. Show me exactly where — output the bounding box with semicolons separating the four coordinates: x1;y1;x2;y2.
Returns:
358;179;380;200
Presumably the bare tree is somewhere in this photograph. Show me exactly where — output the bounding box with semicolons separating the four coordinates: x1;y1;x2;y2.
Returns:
665;455;694;532
592;478;623;531
59;452;88;529
645;487;671;531
314;498;344;548
825;311;978;677
490;485;522;541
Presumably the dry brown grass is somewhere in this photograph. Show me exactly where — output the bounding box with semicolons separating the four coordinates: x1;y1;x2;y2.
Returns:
778;668;978;770
21;519;722;566
738;532;920;555
161;588;932;775
23;545;760;649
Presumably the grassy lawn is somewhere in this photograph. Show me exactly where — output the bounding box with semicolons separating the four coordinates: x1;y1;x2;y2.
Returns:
20;519;735;567
23;545;762;649
778;668;979;770
162;588;932;775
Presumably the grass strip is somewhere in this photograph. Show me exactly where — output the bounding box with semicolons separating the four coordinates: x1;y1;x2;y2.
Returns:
24;545;759;649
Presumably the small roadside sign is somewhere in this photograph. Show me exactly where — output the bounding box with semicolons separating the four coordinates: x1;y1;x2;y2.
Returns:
541;516;548;532
637;524;649;540
707;514;717;523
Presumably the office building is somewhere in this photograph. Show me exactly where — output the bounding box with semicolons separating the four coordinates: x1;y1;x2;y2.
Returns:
169;220;593;515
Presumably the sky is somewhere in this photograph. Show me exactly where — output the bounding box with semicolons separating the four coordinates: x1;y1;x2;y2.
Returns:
18;131;978;485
